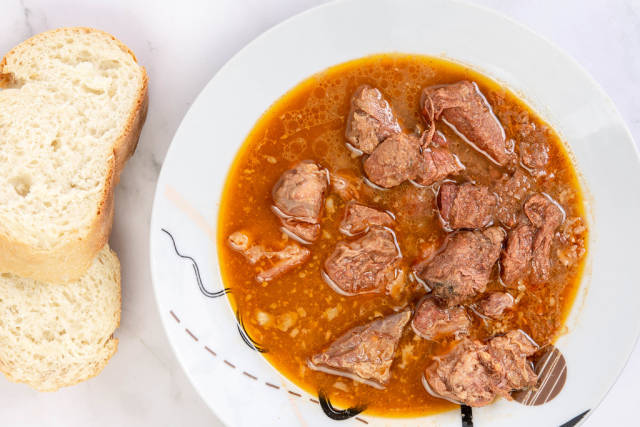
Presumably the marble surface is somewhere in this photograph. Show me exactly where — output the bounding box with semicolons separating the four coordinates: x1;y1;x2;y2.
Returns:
0;0;638;425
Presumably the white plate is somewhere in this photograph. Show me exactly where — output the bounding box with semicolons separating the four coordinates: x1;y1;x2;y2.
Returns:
149;0;640;425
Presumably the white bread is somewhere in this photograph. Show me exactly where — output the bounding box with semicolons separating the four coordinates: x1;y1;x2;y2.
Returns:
0;245;121;392
0;27;147;283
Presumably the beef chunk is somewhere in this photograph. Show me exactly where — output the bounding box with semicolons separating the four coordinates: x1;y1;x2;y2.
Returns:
421;129;450;148
339;201;394;235
493;169;532;228
228;231;255;259
329;171;370;201
309;310;411;388
363;133;422;188
500;224;535;286
272;161;328;242
438;182;498;230
520;141;549;170
476;292;514;319
363;129;462;189
280;220;320;242
256;244;311;282
422;81;512;165
524;194;564;280
414;145;465;186
500;193;564;284
345;85;401;154
273;160;328;222
483;330;538;397
330;173;358;201
424;330;538;406
227;231;311;282
324;227;401;295
424;339;495;406
412;298;470;341
416;227;505;306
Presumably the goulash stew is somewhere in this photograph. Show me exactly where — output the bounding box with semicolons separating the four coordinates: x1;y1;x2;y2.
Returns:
218;54;588;417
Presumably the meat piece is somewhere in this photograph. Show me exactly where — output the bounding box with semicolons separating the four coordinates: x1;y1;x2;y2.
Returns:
500;224;535;286
228;231;273;264
421;127;449;147
324;227;401;295
520;141;549;170
483;330;538;396
273;160;328;222
280;218;320;242
309;310;411;388
422;81;512;165
228;231;251;252
272;161;328;242
524;194;564;279
414;145;465;186
438;182;498;230
437;184;456;223
228;231;274;264
476;292;514;319
416;227;505;306
412;298;470;341
424;339;495;406
256;244;311;282
423;330;538;406
499;194;564;284
329;171;370;201
430;130;448;147
227;231;311;282
345;85;401;154
363;133;422;188
493;169;532;228
339;201;394;235
363;128;462;189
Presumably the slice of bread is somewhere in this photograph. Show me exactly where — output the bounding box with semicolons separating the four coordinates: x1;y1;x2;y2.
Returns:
0;27;147;283
0;245;121;392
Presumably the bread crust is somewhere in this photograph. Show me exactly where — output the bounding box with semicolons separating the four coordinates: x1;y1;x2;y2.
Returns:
0;27;148;283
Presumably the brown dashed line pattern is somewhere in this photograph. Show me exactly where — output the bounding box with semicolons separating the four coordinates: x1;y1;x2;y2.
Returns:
185;328;199;341
243;371;258;380
168;310;368;423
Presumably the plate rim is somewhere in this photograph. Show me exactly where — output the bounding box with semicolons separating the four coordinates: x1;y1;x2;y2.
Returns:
148;0;640;425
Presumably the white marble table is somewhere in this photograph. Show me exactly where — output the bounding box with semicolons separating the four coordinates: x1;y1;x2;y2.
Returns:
0;0;638;425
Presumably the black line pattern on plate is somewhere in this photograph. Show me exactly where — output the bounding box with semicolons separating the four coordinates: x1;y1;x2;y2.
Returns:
236;309;268;353
460;405;473;426
162;230;585;425
560;410;589;427
161;228;230;298
458;404;589;427
318;390;367;420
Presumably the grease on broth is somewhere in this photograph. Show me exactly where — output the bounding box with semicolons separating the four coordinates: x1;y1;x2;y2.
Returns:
218;54;587;417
